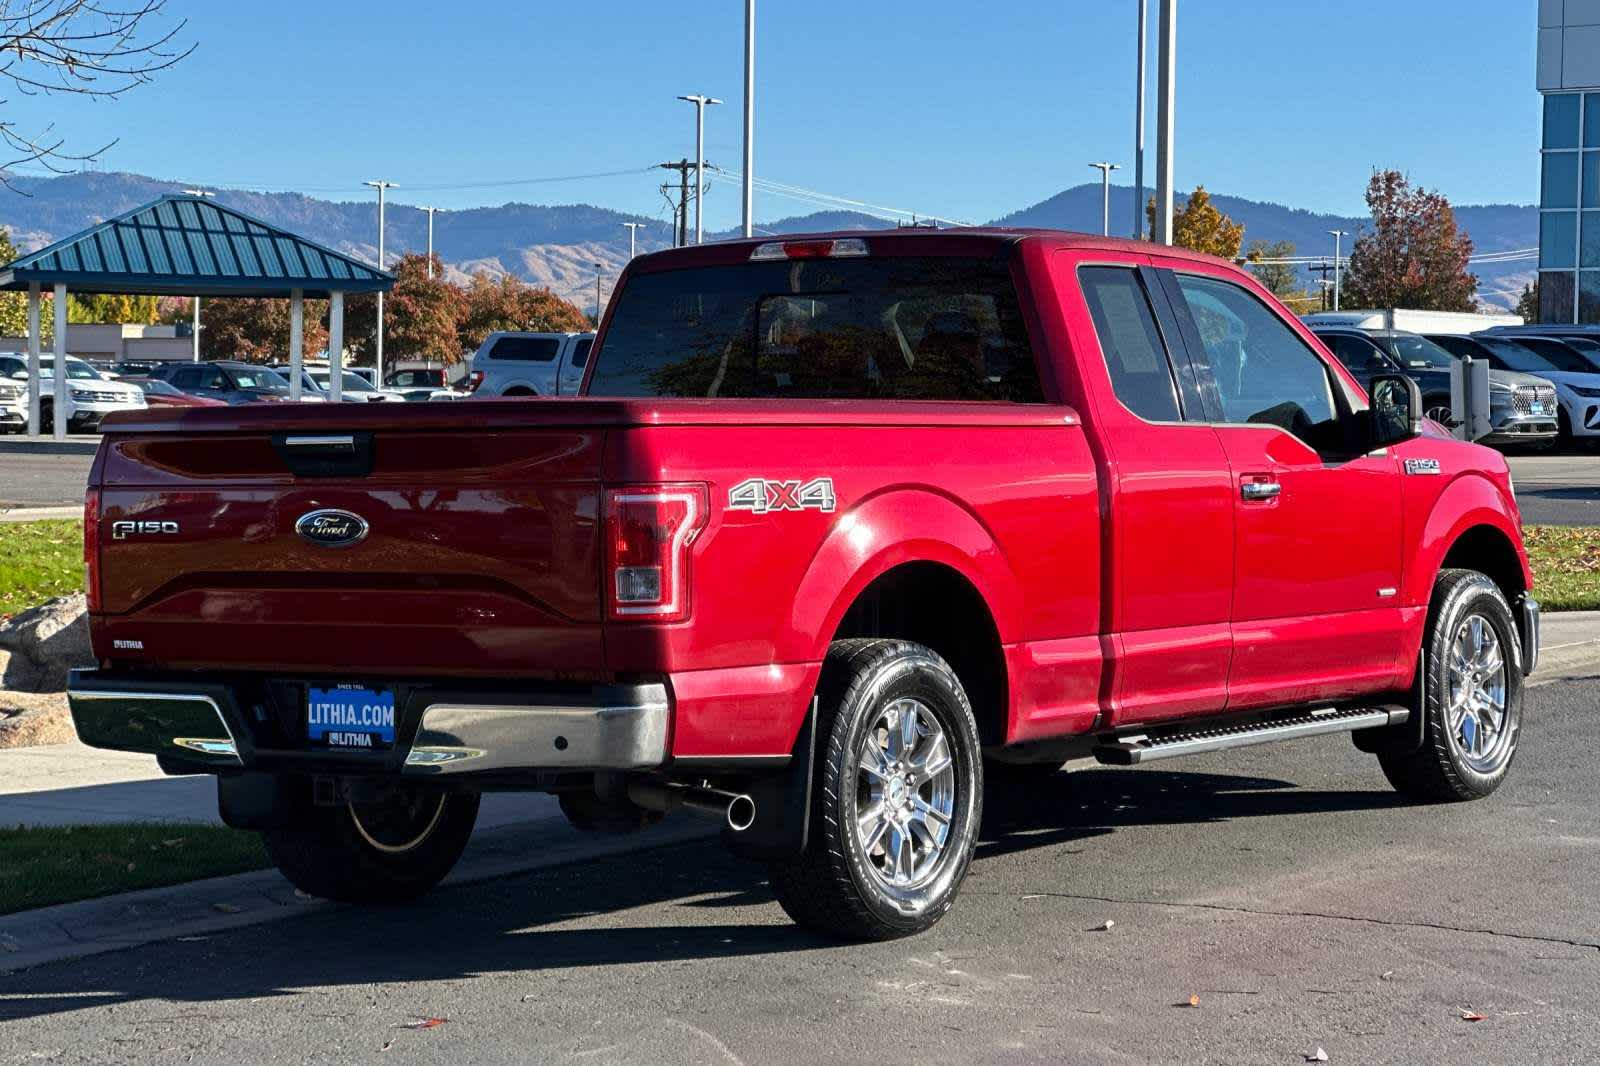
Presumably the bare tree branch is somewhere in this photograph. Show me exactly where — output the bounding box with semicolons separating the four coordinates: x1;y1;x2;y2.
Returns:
0;0;191;193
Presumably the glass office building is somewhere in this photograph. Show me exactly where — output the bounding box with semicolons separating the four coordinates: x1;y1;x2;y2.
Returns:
1539;1;1600;321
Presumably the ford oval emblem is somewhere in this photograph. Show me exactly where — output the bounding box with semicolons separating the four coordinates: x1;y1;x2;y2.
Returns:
295;509;369;548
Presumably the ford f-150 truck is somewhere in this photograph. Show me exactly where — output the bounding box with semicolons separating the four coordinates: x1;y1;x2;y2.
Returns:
68;229;1538;941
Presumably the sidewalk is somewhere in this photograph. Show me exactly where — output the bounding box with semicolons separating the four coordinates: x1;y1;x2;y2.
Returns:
0;505;80;523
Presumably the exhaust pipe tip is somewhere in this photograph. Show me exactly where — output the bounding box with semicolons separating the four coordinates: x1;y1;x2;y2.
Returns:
726;793;756;832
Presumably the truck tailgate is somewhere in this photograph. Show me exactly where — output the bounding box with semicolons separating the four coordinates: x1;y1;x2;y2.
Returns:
92;410;605;678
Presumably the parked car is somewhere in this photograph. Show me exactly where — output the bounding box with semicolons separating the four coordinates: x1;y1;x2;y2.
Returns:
1426;333;1600;446
386;367;464;402
150;361;296;405
0;353;146;431
119;376;229;408
0;372;27;432
304;367;406;403
466;331;594;397
1309;326;1557;446
264;365;332;403
70;230;1537;941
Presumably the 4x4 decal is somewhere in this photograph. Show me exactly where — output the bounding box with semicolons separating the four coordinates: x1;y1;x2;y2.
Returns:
728;477;836;514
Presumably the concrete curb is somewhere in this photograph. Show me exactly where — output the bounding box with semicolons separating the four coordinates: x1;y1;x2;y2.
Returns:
0;505;81;523
0;817;715;974
0;437;99;456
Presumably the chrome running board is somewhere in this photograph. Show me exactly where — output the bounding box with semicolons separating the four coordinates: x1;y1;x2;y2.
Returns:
1093;705;1410;766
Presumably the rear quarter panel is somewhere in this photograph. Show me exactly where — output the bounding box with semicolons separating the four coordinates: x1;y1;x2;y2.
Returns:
602;408;1102;758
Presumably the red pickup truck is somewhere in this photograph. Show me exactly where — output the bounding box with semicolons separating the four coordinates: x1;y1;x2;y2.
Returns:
69;229;1538;940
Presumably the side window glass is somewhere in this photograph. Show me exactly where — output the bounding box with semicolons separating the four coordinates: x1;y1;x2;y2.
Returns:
1078;266;1182;422
1175;274;1338;448
570;337;593;370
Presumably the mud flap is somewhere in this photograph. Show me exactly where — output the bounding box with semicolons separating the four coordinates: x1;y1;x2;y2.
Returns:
1352;650;1427;756
217;772;305;829
722;701;816;862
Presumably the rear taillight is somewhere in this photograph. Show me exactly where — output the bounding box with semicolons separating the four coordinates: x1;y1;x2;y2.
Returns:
467;370;485;393
83;487;101;612
603;485;708;622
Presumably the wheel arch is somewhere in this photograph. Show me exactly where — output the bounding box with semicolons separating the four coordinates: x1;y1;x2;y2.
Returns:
1410;473;1530;609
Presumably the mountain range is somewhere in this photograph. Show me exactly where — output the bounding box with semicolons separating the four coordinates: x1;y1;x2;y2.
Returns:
0;171;1537;313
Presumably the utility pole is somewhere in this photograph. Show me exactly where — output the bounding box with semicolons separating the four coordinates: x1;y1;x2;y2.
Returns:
181;189;215;360
742;0;755;238
364;179;397;385
1134;0;1147;239
1329;229;1348;311
1154;0;1177;245
594;262;604;325
1088;162;1120;236
1307;262;1335;311
677;94;722;244
658;160;697;247
622;222;643;259
424;206;437;278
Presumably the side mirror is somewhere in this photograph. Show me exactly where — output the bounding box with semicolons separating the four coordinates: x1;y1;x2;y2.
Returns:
1370;373;1422;447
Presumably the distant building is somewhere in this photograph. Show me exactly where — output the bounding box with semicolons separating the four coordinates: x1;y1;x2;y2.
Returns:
0;323;193;363
1536;0;1600;321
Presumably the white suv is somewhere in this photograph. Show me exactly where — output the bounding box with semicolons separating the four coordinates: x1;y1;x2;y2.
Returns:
467;332;594;397
0;353;144;432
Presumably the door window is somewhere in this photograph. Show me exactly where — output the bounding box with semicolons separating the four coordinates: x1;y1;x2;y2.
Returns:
1327;334;1391;374
1078;267;1183;422
1175;274;1338;450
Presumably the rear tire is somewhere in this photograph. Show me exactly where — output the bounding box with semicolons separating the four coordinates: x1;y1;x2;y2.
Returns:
262;787;479;903
1377;569;1523;802
768;639;983;941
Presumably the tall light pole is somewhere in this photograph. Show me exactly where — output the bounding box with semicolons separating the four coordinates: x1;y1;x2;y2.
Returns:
1088;162;1121;236
1133;0;1147;239
594;262;604;325
1329;229;1348;311
181;188;215;361
678;94;722;244
742;0;755;238
1153;0;1177;245
424;206;437;278
364;179;397;384
621;222;643;260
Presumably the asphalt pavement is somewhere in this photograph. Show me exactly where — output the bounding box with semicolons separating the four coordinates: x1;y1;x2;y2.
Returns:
3;677;1595;1064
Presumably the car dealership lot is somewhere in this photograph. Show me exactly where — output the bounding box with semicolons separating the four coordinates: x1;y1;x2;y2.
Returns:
3;676;1595;1065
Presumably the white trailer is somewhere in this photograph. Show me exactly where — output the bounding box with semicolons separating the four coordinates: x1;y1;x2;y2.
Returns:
1299;309;1522;335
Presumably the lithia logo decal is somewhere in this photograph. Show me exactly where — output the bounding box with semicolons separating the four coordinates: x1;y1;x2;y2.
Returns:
728;477;836;513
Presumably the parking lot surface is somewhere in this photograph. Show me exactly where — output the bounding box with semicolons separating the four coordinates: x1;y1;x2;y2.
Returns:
1507;453;1600;525
2;678;1594;1064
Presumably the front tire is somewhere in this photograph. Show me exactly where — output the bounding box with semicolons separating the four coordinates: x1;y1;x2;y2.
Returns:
768;639;983;941
1378;569;1523;802
262;787;479;903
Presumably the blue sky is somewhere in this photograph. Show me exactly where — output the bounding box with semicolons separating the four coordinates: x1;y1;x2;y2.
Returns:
7;1;1538;228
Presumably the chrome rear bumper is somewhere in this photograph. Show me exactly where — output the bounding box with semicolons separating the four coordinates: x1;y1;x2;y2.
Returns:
66;670;670;777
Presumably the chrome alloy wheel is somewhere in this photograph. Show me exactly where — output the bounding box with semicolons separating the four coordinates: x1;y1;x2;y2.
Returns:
1446;614;1513;774
855;697;957;890
1425;404;1454;425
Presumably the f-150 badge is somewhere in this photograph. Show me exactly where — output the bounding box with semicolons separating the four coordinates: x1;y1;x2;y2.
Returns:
1404;458;1441;475
728;477;836;514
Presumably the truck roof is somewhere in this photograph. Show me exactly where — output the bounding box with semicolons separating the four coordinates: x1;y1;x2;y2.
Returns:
627;227;1241;273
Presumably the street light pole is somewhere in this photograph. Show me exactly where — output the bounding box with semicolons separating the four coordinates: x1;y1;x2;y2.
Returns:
424;206;437;278
742;0;755;238
1153;0;1177;245
621;222;643;259
594;262;604;325
1134;0;1147;239
181;189;215;361
1329;229;1348;311
1088;162;1121;237
678;94;722;244
364;179;398;385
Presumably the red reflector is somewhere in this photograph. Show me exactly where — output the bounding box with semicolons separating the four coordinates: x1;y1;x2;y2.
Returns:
603;485;708;622
83;487;101;612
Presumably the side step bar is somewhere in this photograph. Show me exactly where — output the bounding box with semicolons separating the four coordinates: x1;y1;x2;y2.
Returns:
1093;705;1410;766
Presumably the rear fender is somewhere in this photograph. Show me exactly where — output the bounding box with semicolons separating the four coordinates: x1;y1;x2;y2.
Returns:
788;488;1022;663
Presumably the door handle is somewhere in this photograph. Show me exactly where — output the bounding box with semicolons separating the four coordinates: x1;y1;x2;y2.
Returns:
1241;480;1281;501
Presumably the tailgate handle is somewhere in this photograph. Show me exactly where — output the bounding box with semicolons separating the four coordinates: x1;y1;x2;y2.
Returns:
271;432;373;478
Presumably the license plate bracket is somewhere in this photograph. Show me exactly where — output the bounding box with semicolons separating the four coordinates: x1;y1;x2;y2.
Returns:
307;684;396;750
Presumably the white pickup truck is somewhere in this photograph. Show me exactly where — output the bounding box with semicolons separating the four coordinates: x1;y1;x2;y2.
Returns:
465;331;594;397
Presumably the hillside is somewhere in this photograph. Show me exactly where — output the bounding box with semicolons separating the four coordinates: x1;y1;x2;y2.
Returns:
0;172;1535;313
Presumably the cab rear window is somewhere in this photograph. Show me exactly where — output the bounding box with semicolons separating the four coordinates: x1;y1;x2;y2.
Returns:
588;255;1044;402
490;336;561;362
